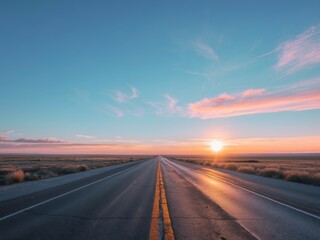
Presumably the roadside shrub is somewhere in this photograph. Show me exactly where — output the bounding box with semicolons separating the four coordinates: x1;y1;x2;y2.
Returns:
25;170;60;180
224;164;238;171
5;170;25;184
217;163;226;168
78;164;89;171
61;166;78;174
237;166;256;174
284;171;320;185
24;172;40;181
258;167;284;179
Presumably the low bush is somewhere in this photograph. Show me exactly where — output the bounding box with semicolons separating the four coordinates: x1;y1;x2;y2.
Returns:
224;164;238;171
5;170;25;184
203;161;212;166
78;164;89;171
237;166;256;174
60;166;79;174
284;171;320;185
258;167;284;179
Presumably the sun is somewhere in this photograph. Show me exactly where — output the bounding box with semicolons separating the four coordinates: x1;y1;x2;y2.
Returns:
210;140;224;153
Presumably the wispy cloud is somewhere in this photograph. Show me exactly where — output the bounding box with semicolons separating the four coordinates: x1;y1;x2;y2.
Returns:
130;87;139;99
185;70;211;79
14;138;64;143
0;130;15;135
192;39;219;61
147;94;185;115
0;137;64;143
112;90;128;103
76;134;96;139
105;104;124;118
189;78;320;119
107;87;143;117
112;86;139;103
165;94;180;113
276;25;320;75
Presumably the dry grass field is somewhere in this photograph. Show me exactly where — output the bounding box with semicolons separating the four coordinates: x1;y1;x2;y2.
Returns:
0;154;152;185
170;154;320;186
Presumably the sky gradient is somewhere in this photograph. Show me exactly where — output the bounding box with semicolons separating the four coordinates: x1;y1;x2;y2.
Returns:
1;1;320;154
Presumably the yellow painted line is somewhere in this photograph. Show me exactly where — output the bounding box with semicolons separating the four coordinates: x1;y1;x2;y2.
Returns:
149;159;175;240
149;161;161;240
159;165;175;240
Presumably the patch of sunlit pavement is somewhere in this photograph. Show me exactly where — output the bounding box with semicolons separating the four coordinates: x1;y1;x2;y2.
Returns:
150;159;175;240
160;157;257;240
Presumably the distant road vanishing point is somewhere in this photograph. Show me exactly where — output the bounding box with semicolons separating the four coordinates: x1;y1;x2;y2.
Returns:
0;156;319;240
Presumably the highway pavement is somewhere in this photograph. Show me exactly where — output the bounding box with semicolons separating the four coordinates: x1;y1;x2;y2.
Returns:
0;159;157;240
0;156;319;240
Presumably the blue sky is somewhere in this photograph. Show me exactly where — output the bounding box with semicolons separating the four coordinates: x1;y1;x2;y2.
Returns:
1;1;320;154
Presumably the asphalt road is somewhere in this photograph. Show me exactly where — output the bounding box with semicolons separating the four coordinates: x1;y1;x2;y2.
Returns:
161;156;320;240
0;156;319;240
0;159;158;240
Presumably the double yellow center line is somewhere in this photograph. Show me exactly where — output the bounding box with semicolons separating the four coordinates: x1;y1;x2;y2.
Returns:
149;160;175;240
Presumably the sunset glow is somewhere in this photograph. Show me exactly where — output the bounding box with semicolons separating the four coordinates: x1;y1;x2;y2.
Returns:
0;1;319;155
210;140;224;153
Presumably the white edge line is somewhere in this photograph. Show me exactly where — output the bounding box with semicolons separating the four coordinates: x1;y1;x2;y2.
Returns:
0;164;140;222
164;157;320;221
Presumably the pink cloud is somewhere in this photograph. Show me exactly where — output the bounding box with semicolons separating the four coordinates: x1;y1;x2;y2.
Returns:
189;79;320;119
211;93;235;103
0;136;10;141
276;25;320;74
242;88;266;97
